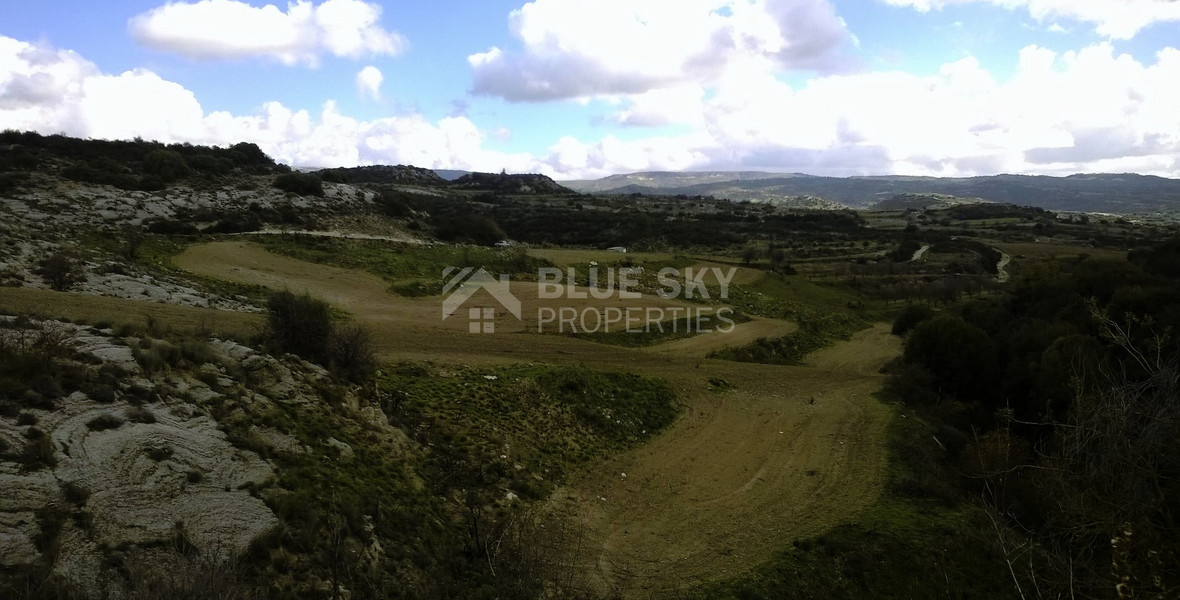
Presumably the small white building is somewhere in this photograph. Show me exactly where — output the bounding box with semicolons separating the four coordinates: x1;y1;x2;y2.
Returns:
607;246;627;253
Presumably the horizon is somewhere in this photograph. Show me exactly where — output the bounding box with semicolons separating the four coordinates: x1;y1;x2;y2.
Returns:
2;1;1178;180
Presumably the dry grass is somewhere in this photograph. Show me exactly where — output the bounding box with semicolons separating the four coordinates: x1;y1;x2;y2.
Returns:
169;240;898;597
0;287;261;340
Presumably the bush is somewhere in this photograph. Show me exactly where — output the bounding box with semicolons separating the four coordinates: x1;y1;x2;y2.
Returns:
325;322;377;382
126;406;156;424
264;291;332;362
37;252;85;291
375;190;413;217
86;414;125;431
891;304;935;336
263;291;379;382
142;149;190;183
433;214;506;245
904;315;998;404
273;172;324;197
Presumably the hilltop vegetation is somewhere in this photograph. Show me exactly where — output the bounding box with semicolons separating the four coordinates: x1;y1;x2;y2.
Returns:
563;170;1180;213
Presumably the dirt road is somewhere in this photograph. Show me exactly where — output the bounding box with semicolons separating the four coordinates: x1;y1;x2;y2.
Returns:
174;241;900;597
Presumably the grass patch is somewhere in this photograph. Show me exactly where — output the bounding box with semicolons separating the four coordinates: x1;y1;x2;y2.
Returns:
679;407;1019;600
562;312;752;347
709;312;867;365
378;363;680;498
255;234;551;292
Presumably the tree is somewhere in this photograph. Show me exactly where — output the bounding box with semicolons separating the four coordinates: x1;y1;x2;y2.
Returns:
904;314;998;403
264;291;332;361
37;252;84;291
263;291;377;382
325;322;376;382
273;172;325;197
142;149;190;183
740;245;759;265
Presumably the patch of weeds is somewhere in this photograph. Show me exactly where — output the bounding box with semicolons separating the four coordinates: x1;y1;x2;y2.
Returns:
86;414;124;432
709;311;867;365
707;377;733;391
18;427;56;470
125;406;156;424
60;481;91;506
89;383;117;403
178;337;216;366
562;312;752;348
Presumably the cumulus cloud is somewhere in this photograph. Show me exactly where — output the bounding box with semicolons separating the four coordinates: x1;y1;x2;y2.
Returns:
469;0;857;101
128;0;406;66
880;0;1180;39
3;34;1179;181
550;42;1180;178
0;36;531;172
356;65;382;100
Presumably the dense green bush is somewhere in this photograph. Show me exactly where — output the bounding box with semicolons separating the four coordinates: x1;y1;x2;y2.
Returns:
36;252;84;291
273;172;325;197
142;149;190;182
263;291;375;382
433;214;506;245
904;314;997;403
264;291;332;361
890;303;935;336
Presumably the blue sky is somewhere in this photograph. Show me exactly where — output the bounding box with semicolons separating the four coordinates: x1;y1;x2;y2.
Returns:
1;0;1178;178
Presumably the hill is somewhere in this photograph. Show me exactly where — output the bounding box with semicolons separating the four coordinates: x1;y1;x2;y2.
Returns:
562;171;1180;214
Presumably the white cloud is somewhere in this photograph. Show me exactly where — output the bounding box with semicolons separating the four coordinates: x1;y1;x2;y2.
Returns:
0;36;531;172
2;34;1179;181
880;0;1180;39
128;0;406;66
356;65;382;100
553;42;1180;178
469;0;857;101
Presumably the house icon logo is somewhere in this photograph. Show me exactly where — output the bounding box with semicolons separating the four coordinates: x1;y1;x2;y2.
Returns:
441;267;522;334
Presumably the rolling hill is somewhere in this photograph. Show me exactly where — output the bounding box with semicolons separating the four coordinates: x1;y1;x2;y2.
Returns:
562;171;1180;213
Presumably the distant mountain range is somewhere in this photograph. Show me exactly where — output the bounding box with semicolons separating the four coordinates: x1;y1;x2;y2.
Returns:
561;171;1180;214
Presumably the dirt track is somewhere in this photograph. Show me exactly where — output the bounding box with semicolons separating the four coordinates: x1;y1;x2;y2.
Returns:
174;241;900;597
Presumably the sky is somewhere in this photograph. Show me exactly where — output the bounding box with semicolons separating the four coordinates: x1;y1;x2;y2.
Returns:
1;0;1179;179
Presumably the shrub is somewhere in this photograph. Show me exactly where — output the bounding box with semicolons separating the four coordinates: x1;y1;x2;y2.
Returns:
264;291;332;362
318;169;349;184
37;252;85;291
21;427;56;469
904;315;998;404
86;414;125;431
273;172;324;197
375;190;412;217
433;214;505;245
891;304;935;336
126;406;156;424
61;481;92;505
142;149;190;183
325;322;377;382
89;383;117;403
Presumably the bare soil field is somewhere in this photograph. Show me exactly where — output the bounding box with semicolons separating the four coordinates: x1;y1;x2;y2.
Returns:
170;241;900;597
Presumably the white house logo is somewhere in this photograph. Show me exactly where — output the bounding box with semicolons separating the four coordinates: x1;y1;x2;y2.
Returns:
441;267;522;333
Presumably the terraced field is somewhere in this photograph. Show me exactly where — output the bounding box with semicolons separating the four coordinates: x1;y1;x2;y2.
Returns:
168;241;899;597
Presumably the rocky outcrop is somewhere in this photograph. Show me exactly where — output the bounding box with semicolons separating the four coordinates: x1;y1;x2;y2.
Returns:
452;172;577;195
0;317;361;596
